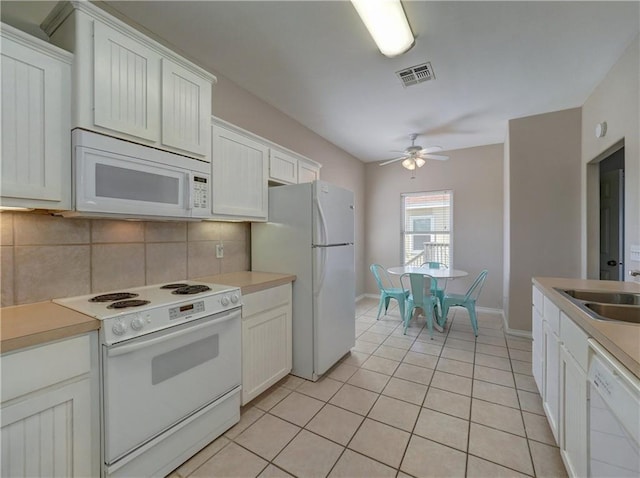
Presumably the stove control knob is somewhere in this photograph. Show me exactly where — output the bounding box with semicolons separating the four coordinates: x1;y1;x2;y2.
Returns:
131;316;145;331
231;293;239;304
112;321;127;336
220;296;230;306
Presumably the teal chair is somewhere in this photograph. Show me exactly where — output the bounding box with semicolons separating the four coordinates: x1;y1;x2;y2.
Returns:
370;264;409;321
401;273;440;338
441;270;488;336
421;262;447;312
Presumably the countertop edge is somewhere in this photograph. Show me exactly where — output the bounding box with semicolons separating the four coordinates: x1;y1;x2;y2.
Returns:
532;277;640;378
194;271;296;295
1;320;100;354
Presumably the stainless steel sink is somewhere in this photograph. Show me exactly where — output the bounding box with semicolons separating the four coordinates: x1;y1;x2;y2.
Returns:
554;287;640;324
562;289;640;305
584;302;640;324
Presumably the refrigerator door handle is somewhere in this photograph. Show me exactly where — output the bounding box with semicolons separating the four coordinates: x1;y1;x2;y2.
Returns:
315;197;328;245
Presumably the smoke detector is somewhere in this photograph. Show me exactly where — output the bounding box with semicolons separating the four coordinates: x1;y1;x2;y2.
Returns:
396;62;435;87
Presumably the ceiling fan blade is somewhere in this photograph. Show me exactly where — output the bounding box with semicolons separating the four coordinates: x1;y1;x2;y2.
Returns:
421;154;449;161
420;146;443;153
379;156;406;166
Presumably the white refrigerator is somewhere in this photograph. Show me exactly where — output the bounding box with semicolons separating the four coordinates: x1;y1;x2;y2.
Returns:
252;180;356;381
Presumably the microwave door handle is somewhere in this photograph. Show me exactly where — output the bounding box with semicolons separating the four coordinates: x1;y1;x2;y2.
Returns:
107;310;239;358
187;172;194;210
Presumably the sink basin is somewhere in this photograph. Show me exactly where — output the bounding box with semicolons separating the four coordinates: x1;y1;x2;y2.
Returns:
584;303;640;324
562;289;640;305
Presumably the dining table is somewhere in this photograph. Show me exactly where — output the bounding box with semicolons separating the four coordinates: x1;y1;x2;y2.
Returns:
386;265;469;331
386;265;469;280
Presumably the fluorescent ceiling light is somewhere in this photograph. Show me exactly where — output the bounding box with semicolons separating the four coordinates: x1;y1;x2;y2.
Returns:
351;0;415;57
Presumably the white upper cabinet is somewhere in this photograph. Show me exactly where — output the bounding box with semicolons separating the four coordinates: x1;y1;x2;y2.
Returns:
211;119;268;221
269;149;298;185
1;23;72;210
298;158;320;183
268;148;321;185
93;21;160;142
161;58;211;156
43;1;214;161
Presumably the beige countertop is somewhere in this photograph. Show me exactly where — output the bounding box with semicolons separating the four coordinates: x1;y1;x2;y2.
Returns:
195;271;296;295
1;271;294;354
0;302;100;354
533;277;640;378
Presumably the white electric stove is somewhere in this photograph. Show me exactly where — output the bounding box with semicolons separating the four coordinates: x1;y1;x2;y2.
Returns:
54;280;243;477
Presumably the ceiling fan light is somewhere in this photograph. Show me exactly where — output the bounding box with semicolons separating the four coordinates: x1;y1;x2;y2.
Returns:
402;158;415;170
351;0;414;57
415;158;426;168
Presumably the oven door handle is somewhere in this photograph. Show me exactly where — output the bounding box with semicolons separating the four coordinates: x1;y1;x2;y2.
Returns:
107;310;239;357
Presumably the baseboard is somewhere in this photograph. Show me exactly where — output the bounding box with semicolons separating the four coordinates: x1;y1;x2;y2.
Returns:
358;293;379;302
476;306;503;315
499;311;533;339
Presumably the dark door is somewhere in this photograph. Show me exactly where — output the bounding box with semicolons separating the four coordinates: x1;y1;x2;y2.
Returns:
599;149;624;280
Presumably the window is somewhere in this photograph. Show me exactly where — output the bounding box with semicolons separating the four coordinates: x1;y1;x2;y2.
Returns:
401;190;452;266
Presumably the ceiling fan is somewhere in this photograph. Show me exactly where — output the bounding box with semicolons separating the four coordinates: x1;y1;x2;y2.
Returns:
379;133;449;170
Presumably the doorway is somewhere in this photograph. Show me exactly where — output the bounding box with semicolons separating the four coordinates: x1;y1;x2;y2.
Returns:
599;147;624;280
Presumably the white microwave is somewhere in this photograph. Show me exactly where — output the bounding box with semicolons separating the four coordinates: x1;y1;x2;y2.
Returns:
64;130;211;220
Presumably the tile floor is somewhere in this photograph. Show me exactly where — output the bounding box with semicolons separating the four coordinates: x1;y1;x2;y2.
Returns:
169;298;569;478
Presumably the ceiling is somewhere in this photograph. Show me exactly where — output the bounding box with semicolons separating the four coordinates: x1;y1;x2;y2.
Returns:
2;1;639;163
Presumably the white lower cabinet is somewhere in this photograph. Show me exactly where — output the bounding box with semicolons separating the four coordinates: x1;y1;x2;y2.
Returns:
241;284;292;405
542;296;561;443
532;284;590;478
532;287;545;394
560;312;589;478
0;333;98;477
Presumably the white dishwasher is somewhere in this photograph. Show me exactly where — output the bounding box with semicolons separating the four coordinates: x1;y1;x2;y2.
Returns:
588;339;640;477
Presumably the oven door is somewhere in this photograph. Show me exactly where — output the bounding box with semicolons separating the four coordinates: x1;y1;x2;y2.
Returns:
102;308;241;465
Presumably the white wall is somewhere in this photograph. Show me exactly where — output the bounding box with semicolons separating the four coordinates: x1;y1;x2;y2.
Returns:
365;144;504;310
582;35;640;282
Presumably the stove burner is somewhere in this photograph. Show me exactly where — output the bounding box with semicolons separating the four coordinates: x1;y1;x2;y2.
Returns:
107;299;151;309
160;283;190;289
172;285;212;295
90;292;139;303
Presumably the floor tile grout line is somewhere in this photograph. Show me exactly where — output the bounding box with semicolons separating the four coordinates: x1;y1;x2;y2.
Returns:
187;305;538;478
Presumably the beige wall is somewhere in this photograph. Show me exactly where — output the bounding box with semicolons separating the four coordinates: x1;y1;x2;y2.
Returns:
0;212;249;307
505;108;582;332
211;74;367;296
582;35;640;281
365;144;504;310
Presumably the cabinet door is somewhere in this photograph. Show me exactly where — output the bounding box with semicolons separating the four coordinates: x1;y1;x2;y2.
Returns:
298;160;320;183
93;21;161;142
211;124;268;220
1;378;93;477
161;59;211;158
242;304;292;405
1;31;71;208
543;321;560;444
269;149;298;184
532;305;544;394
560;347;588;478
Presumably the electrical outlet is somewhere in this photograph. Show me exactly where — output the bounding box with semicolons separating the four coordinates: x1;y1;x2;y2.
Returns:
216;243;224;258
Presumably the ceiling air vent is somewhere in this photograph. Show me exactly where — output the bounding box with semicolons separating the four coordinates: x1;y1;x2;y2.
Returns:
396;62;435;87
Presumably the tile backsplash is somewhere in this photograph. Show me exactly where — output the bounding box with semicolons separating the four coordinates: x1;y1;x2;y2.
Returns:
0;212;250;307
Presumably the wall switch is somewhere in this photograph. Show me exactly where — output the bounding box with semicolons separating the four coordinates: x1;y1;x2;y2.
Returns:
630;245;640;262
216;243;224;258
